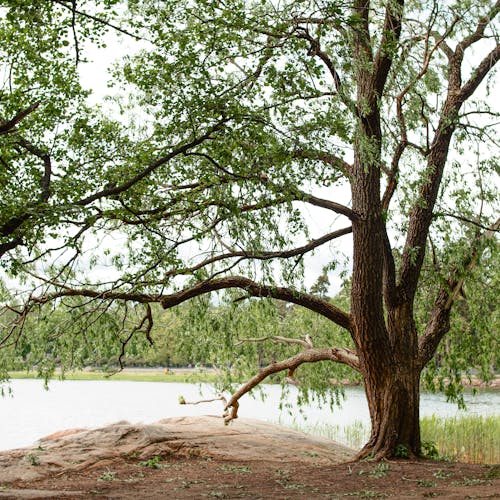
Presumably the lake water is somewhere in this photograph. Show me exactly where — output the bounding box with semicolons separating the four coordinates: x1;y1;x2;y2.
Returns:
1;379;498;451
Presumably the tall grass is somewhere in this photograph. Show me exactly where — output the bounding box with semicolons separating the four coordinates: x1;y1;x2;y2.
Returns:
296;414;499;464
420;415;499;464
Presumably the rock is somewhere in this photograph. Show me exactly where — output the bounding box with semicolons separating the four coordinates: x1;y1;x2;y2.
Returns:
0;416;353;483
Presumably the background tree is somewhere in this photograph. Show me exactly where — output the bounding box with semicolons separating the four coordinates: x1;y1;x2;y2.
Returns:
1;0;499;460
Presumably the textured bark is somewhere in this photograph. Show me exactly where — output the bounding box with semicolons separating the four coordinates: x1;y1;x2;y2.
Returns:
358;367;421;459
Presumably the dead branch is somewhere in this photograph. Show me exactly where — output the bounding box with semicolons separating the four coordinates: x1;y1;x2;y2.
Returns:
179;395;227;406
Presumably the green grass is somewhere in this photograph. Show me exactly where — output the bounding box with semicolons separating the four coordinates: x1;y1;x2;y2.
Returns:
297;414;500;464
8;369;218;384
420;414;499;464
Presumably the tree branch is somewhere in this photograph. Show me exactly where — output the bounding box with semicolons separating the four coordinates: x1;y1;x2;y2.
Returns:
235;334;314;349
373;0;405;97
223;347;359;423
75;120;227;206
0;102;40;134
418;218;500;367
160;276;352;332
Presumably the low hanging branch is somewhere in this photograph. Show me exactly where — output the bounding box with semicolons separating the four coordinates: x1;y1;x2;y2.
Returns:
172;333;359;425
222;345;360;424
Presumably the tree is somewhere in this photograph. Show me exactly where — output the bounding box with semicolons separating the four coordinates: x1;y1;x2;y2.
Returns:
2;1;499;459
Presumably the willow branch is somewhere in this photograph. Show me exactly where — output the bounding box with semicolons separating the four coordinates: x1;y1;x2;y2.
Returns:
418;218;500;367
235;334;313;349
161;276;352;331
223;347;360;423
76;120;227;206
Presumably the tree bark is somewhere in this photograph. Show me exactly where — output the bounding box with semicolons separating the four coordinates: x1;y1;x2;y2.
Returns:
358;366;421;459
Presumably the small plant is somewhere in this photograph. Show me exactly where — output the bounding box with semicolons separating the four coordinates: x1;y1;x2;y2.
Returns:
98;469;117;482
344;491;388;498
395;444;409;458
25;453;40;466
451;477;490;486
433;469;452;479
360;463;390;478
422;441;440;460
219;465;251;473
138;454;164;469
206;491;226;498
304;451;320;458
176;479;205;489
417;479;436;487
370;463;390;478
484;465;500;479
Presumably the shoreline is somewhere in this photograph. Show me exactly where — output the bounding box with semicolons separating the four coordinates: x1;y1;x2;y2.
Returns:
7;368;500;390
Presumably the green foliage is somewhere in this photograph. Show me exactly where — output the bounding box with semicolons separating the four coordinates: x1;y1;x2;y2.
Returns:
394;444;409;459
421;441;440;460
418;238;499;404
138;455;165;469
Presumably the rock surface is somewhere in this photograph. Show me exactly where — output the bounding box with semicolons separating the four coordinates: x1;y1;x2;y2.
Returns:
0;416;353;484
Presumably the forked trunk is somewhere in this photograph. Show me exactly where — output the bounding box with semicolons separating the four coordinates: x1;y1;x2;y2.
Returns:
357;367;421;460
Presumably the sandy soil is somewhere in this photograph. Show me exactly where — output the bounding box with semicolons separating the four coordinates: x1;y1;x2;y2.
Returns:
0;416;497;499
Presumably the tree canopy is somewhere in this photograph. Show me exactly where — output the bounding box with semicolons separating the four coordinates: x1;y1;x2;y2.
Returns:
0;0;499;459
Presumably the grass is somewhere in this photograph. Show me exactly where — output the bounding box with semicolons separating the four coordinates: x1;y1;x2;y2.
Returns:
297;414;500;465
420;415;499;464
8;369;218;384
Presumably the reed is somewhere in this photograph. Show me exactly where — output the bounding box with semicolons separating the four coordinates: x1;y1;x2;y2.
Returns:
420;414;499;464
297;414;499;464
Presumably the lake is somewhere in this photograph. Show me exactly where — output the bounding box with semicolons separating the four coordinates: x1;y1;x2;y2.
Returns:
1;379;498;451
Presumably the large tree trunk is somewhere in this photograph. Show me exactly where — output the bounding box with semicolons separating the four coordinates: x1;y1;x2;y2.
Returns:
358;365;421;459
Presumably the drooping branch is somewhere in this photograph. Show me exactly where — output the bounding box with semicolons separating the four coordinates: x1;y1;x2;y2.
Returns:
223;346;360;423
150;227;352;283
0;121;227;259
418;218;500;367
0;137;53;258
50;0;146;41
161;276;352;332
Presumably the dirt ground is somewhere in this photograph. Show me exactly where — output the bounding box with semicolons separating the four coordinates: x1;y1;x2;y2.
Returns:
0;417;498;499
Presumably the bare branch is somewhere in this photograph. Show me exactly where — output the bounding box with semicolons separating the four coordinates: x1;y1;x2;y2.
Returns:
179;395;227;406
